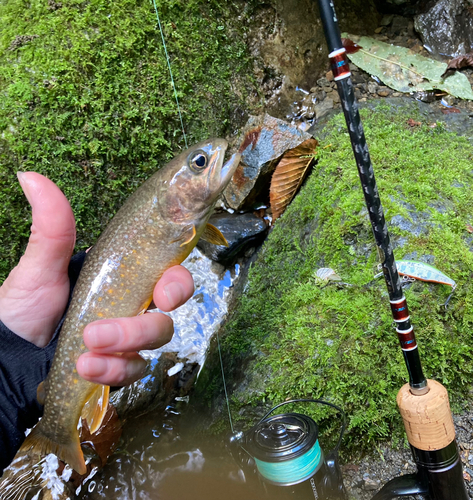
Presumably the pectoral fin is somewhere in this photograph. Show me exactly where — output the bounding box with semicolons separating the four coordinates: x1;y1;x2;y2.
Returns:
170;224;197;247
201;224;229;247
37;381;46;405
81;385;110;434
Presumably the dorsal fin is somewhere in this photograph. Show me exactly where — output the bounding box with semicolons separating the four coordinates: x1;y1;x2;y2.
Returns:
81;385;110;434
201;223;229;247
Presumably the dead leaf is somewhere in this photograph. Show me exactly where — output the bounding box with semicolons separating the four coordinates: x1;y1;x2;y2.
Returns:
441;107;461;114
270;138;318;221
80;404;122;467
342;38;362;54
464;471;471;482
342;463;360;473
407;118;422;127
441;53;473;78
466;224;473;233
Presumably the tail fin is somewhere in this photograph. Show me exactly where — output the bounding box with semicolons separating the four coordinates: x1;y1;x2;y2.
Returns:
20;423;87;475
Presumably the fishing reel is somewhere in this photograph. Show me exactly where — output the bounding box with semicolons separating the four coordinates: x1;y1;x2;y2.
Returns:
226;399;347;500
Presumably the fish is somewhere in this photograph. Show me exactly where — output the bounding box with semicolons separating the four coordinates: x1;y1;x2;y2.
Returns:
19;139;240;475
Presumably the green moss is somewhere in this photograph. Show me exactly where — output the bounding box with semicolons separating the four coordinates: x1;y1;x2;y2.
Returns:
197;103;473;452
0;0;256;281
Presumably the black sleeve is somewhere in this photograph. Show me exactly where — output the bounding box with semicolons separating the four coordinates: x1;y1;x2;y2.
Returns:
0;251;87;474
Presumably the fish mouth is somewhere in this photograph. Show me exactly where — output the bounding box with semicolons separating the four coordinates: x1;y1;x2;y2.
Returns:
219;151;241;187
206;139;240;194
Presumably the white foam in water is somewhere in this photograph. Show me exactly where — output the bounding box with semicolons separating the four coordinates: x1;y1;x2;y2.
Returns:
39;454;66;500
167;362;184;376
141;248;239;371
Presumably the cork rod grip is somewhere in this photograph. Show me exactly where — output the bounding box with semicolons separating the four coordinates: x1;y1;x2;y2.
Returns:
397;379;456;451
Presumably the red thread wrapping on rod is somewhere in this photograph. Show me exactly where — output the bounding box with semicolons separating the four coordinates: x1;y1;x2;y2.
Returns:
329;48;351;81
396;326;417;351
390;296;409;323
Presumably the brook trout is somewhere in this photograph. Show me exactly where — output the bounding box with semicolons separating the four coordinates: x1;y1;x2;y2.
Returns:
20;139;240;474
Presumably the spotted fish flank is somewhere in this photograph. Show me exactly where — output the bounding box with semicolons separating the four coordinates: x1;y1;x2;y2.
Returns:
20;139;240;474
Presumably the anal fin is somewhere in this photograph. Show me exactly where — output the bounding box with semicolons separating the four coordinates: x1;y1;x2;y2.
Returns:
81;385;110;434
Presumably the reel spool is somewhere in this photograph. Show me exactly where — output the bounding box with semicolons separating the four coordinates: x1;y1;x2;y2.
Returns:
227;399;347;500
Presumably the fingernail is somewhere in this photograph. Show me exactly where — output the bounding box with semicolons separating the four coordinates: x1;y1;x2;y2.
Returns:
17;172;32;200
163;282;185;307
86;322;122;350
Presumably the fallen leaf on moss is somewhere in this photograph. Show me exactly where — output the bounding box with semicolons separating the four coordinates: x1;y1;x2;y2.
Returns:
466;224;473;233
270;138;318;221
441;107;461;114
407;118;422;127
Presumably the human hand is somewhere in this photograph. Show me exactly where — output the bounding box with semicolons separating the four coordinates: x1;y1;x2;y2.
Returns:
0;172;194;386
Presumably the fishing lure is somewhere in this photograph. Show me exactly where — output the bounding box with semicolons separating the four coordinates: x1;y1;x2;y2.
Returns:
375;260;456;306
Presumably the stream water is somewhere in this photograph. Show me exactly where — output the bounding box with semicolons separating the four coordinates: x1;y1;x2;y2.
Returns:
77;401;265;500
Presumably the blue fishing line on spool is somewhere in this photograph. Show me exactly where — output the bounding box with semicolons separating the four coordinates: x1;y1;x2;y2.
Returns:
254;439;322;485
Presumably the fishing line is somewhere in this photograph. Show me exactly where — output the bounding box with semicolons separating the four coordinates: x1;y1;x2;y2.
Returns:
216;329;234;433
150;0;188;148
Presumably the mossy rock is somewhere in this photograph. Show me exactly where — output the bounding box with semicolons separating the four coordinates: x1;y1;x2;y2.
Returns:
0;0;254;282
192;100;473;452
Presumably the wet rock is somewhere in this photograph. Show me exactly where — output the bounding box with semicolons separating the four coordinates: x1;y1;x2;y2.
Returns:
414;0;473;58
367;81;378;94
110;354;182;421
197;212;269;266
193;99;473;467
224;114;312;211
363;477;380;490
442;94;456;106
314;98;334;119
377;87;393;97
391;15;409;35
317;77;331;88
380;15;394;27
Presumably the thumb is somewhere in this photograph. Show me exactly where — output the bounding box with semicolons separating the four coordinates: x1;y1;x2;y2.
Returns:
0;172;76;346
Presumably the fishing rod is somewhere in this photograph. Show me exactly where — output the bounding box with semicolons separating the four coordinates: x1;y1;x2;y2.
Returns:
315;1;468;498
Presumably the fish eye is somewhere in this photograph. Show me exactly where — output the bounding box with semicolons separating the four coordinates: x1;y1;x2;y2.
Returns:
188;150;208;173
